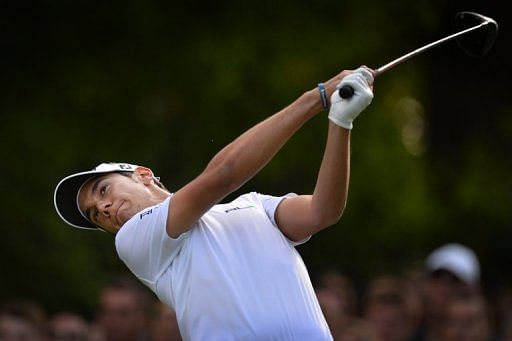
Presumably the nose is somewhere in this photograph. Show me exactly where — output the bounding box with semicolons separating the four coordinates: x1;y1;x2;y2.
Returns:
97;200;112;217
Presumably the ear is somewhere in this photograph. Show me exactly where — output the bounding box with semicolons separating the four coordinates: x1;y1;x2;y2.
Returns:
133;166;154;185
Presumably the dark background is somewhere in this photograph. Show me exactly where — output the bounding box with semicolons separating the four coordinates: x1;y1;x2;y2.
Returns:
1;0;510;315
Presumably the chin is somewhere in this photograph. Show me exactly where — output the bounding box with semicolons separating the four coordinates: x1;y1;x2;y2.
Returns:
119;212;135;226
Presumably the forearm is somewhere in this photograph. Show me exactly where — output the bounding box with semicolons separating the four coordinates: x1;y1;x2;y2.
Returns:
310;123;350;225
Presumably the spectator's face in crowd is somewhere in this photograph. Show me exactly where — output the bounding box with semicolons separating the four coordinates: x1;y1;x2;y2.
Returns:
47;313;89;341
0;315;41;341
318;271;357;316
362;277;421;341
423;270;470;318
316;287;350;337
97;288;147;341
440;297;490;341
365;301;412;341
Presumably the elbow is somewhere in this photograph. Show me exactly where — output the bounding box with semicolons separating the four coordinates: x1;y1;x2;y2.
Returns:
311;205;346;230
322;210;344;228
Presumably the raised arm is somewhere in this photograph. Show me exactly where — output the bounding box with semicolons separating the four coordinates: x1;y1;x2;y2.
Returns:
275;67;374;241
166;69;351;238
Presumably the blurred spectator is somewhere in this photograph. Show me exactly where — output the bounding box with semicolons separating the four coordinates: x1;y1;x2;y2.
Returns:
314;269;361;340
316;269;358;317
316;284;379;341
491;286;512;341
314;268;382;341
501;311;512;341
46;311;90;341
149;302;181;341
362;275;422;341
0;299;46;341
95;275;155;341
316;287;350;339
438;293;492;341
416;243;482;341
336;317;379;341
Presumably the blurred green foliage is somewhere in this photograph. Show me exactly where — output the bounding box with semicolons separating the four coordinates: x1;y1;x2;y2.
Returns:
1;1;510;314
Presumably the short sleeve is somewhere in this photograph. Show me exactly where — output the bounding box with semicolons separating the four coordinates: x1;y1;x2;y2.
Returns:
255;192;310;246
115;196;188;289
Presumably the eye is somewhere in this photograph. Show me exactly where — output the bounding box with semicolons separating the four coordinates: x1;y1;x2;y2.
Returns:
100;185;107;195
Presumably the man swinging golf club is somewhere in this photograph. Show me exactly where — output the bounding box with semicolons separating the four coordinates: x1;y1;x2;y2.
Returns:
54;66;374;340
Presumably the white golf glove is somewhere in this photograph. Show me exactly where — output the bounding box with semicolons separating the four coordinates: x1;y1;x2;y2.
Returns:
328;68;374;130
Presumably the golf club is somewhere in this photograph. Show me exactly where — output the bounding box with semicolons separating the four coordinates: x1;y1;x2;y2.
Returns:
339;11;498;98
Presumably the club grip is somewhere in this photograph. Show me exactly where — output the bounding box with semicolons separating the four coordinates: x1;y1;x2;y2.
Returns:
339;85;354;99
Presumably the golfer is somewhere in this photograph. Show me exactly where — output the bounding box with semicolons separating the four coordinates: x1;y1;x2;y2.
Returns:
54;66;374;340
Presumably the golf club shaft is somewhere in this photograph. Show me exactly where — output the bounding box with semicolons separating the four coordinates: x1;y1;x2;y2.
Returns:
375;22;489;76
339;21;491;98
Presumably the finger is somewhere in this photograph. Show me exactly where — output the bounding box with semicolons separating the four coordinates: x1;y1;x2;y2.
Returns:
358;65;375;76
353;67;374;85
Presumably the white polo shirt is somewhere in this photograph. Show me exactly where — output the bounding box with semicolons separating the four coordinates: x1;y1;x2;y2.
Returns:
115;192;332;341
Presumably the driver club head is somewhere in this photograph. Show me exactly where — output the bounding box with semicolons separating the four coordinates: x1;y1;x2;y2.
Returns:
455;11;499;57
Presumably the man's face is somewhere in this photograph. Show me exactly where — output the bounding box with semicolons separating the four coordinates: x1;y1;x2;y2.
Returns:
423;270;471;319
442;299;490;341
78;172;154;233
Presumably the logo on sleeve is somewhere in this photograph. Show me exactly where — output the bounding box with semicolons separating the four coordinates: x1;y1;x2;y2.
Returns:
139;209;153;220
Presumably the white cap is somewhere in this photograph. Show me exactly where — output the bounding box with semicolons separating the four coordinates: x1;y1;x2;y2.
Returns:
425;243;480;286
54;163;140;230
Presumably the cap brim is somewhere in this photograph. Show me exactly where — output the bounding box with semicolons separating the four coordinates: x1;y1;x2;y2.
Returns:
54;171;103;230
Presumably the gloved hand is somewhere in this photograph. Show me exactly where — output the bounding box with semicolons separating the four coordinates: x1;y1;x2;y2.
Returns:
328;68;374;130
